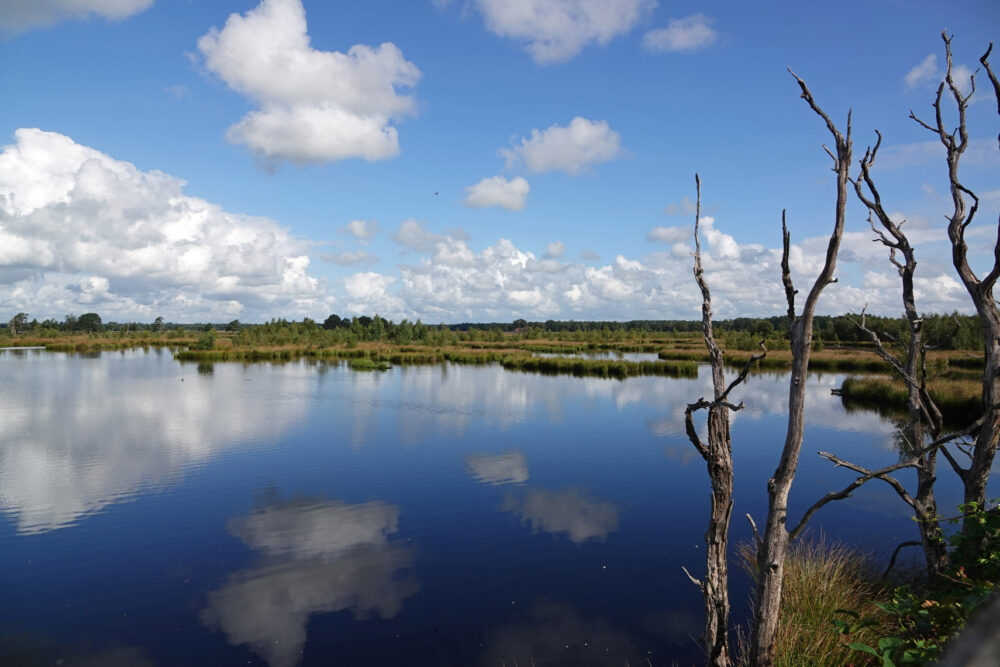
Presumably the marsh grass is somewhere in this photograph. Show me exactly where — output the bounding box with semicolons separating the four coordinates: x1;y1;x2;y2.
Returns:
500;355;698;379
737;536;892;667
840;375;981;425
348;358;389;371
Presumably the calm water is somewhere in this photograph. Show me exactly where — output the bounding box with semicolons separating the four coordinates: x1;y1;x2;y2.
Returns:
0;348;984;666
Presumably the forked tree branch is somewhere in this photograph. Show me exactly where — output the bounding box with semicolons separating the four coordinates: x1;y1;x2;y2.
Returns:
788;417;983;540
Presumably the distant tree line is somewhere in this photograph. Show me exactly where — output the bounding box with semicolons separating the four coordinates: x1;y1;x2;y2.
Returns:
2;310;984;352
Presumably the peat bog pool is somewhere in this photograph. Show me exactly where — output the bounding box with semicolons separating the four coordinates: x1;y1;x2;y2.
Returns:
0;348;983;665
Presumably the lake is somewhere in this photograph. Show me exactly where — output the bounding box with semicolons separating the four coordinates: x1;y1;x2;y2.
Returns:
0;348;979;665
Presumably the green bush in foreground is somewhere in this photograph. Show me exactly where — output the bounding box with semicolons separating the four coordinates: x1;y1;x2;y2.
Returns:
834;502;999;665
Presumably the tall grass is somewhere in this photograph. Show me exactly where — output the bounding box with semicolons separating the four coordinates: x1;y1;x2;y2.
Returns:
839;375;981;426
737;536;891;667
500;355;697;379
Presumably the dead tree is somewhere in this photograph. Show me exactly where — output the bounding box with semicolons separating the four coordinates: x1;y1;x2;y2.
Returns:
910;33;1000;520
748;73;851;666
849;136;949;576
683;174;766;666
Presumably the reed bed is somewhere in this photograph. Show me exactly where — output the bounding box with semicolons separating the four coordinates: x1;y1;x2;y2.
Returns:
500;355;697;379
839;375;981;425
348;358;389;371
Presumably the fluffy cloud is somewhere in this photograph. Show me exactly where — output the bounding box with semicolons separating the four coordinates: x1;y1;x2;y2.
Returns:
343;209;974;321
341;219;380;241
642;14;717;53
499;117;622;175
903;54;978;97
197;0;420;164
319;250;379;266
904;54;940;90
0;128;330;321
464;175;530;210
393;218;442;252
646;225;689;243
342;271;407;315
0;0;152;34
543;241;565;259
474;0;656;64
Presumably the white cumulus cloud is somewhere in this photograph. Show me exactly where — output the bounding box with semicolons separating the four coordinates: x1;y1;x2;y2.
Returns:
499;117;622;175
0;0;152;34
464;175;530;210
904;54;939;90
642;14;717;53
341;219;380;241
197;0;421;165
474;0;656;64
544;241;565;259
319;250;379;266
646;225;689;243
0;128;331;321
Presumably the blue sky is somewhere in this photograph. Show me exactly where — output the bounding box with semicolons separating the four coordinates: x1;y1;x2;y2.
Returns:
0;0;998;323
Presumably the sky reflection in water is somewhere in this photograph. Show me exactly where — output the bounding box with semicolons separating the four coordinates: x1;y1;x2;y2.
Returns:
0;348;982;665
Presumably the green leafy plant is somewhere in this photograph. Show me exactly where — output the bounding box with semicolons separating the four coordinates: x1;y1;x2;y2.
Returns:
834;501;1000;665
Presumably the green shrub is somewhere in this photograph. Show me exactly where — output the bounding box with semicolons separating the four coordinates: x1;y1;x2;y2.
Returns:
834;502;1000;665
194;328;217;350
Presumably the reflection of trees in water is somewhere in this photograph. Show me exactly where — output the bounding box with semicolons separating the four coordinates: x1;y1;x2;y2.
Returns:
200;494;418;667
503;487;619;544
476;601;646;667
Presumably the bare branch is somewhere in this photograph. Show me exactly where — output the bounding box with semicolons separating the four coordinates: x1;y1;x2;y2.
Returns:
719;341;768;404
787;419;983;540
781;211;796;323
684;399;711;461
746;513;762;547
682;565;704;589
881;541;922;581
982;42;1000;118
788;68;847;152
940;445;969;481
909;109;939;134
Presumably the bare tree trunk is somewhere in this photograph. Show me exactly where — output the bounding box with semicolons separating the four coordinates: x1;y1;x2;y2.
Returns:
852;137;949;576
683;175;765;666
749;74;851;666
911;34;1000;521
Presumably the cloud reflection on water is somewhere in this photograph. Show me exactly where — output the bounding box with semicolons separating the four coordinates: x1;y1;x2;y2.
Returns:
503;487;619;544
0;353;310;534
200;495;418;667
466;451;529;486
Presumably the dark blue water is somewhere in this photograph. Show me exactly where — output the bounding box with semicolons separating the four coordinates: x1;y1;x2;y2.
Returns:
0;349;983;665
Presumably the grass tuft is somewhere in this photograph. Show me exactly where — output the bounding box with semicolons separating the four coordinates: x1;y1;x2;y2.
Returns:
736;535;891;667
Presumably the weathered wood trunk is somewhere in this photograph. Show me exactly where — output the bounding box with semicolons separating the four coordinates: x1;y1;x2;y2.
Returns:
963;311;1000;512
748;73;851;666
684;175;765;665
854;138;949;578
928;35;1000;524
703;402;733;665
